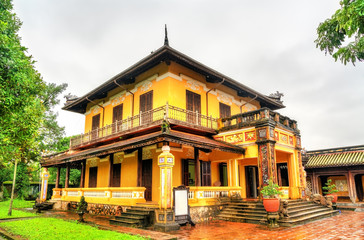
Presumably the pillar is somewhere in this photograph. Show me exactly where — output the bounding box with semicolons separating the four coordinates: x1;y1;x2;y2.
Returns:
154;144;180;231
65;164;70;188
288;153;300;199
80;160;86;188
255;114;277;191
40;168;49;203
55;167;60;188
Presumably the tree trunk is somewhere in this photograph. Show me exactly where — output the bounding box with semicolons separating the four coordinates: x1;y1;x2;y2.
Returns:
8;159;18;216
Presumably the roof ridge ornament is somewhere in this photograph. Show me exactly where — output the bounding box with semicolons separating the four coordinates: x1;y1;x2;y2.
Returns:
164;24;169;46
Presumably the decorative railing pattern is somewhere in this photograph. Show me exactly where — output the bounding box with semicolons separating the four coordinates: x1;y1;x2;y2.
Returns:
219;107;298;132
188;186;242;200
70;104;218;149
58;187;146;201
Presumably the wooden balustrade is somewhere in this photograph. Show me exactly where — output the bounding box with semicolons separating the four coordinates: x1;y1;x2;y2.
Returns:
220;107;298;132
70;104;218;149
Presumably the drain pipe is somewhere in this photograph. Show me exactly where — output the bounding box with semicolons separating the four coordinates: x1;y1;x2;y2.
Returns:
240;94;258;113
206;78;225;116
114;79;134;116
86;97;105;127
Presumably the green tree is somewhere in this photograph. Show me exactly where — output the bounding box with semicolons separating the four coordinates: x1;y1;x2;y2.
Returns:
315;0;364;65
0;0;67;215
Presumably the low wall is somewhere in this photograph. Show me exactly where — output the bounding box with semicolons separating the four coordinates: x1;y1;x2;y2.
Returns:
52;199;224;223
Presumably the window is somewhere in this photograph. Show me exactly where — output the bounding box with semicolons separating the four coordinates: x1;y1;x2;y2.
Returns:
219;163;228;186
186;90;201;125
219;102;231;118
182;159;196;186
140;91;153;124
201;161;211;186
112;104;123;133
89;167;98;188
91;114;100;139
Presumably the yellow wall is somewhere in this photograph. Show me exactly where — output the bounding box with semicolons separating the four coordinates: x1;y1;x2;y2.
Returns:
83;61;261;133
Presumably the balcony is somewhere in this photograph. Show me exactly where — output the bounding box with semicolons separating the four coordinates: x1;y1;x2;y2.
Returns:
219;107;298;133
70;104;219;149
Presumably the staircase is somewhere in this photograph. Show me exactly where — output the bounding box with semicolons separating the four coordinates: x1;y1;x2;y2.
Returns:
278;200;339;226
217;199;340;226
217;200;266;224
109;203;158;228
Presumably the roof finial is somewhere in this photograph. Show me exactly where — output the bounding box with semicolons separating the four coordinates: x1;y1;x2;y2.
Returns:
164;24;169;46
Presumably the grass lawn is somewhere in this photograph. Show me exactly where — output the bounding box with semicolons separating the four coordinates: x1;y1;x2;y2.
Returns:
0;200;37;219
0;199;34;208
0;217;146;240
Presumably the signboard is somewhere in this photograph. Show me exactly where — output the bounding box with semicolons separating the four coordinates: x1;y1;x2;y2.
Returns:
173;185;190;225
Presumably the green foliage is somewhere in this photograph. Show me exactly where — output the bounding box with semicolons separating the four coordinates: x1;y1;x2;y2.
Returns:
14;162;30;199
77;196;88;212
315;0;364;65
2;187;10;200
260;178;283;198
0;218;146;240
322;179;339;194
0;164;11;187
48;167;81;187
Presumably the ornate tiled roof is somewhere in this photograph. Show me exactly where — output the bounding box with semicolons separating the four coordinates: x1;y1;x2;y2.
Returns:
305;145;364;168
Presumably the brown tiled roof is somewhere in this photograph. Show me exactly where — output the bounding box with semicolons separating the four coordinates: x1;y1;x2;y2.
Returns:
305;145;364;168
41;130;244;167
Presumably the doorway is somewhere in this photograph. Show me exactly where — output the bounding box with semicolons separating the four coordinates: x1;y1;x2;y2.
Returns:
142;159;153;201
245;166;259;198
354;174;363;202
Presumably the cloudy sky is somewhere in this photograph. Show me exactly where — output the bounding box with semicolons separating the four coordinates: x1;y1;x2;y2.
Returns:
13;0;363;151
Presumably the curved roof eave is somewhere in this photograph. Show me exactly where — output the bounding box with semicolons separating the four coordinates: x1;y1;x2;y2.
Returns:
63;45;285;114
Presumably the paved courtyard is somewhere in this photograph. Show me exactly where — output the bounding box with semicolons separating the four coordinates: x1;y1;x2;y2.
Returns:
40;210;364;240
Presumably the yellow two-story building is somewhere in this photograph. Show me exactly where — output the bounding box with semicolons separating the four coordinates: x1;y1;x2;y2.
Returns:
42;39;305;221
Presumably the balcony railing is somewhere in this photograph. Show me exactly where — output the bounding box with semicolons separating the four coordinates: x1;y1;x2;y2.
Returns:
219;107;298;132
70;104;218;149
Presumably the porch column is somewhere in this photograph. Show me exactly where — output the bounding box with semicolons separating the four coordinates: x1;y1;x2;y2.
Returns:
227;159;239;187
108;154;114;187
55;167;61;188
80;160;86;188
65;164;70;188
288;152;301;199
194;147;200;186
347;171;357;203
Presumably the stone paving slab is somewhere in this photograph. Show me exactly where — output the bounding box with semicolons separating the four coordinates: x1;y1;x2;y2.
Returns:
7;209;363;240
170;211;364;240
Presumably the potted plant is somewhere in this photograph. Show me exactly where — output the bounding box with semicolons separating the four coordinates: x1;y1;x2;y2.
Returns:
77;196;88;222
322;179;339;203
261;178;283;212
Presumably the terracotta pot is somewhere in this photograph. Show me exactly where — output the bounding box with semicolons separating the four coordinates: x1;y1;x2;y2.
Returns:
263;198;280;212
327;194;338;203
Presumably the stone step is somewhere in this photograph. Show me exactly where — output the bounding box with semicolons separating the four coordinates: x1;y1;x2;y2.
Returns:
115;215;145;220
278;210;339;227
287;205;323;214
287;208;336;219
222;209;267;214
218;214;266;224
110;218;141;227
